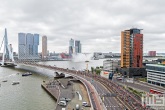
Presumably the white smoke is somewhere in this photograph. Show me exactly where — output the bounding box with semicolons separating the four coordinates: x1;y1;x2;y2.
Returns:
72;53;93;62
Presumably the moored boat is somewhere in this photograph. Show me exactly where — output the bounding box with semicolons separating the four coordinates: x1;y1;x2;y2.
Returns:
22;72;32;76
12;81;20;85
2;80;7;82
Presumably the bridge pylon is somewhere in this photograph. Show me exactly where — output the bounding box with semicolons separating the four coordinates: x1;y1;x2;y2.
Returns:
0;28;16;67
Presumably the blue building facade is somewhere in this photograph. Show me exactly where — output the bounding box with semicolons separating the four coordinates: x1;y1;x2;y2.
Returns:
18;33;39;60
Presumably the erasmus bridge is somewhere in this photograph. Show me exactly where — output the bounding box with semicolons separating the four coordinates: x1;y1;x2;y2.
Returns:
0;28;149;110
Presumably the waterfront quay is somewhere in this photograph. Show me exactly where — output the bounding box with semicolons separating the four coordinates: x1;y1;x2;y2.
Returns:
41;77;91;110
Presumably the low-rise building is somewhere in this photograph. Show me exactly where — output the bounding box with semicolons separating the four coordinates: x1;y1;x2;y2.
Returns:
146;64;165;87
103;59;119;72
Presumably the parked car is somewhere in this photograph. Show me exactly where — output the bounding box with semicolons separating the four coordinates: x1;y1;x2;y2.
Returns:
60;97;71;102
82;102;88;106
82;102;90;107
58;101;66;106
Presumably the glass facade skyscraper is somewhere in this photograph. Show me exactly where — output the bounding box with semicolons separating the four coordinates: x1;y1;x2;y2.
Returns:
69;38;74;57
18;33;39;60
75;40;81;53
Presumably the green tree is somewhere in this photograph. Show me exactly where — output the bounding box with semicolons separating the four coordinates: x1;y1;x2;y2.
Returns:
115;68;119;73
96;66;100;69
91;67;94;74
96;69;101;75
100;66;103;69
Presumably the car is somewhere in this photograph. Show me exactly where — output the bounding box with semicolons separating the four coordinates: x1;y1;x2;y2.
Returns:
60;97;71;102
84;104;91;107
60;97;66;101
58;101;66;106
65;98;71;101
82;102;88;106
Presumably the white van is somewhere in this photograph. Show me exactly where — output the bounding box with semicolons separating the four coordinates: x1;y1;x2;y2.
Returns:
82;102;88;106
58;101;66;106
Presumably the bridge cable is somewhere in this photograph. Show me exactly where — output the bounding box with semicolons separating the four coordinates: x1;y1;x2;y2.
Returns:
0;36;4;51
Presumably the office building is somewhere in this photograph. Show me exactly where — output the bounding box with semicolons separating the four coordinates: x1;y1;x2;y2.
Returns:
69;38;74;57
103;60;119;72
146;64;165;87
120;28;146;77
42;35;47;59
121;28;143;68
148;51;156;56
75;40;81;54
18;33;39;60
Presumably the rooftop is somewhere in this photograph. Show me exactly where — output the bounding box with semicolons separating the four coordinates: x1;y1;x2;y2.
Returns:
146;64;165;67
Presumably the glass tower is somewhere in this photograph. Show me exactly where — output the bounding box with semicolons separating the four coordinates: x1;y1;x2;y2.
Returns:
18;33;39;60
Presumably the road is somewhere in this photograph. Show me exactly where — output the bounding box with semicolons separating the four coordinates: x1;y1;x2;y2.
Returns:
113;76;165;92
91;78;122;110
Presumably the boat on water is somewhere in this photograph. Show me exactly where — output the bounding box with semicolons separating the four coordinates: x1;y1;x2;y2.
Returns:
2;80;7;82
12;81;20;85
22;72;32;76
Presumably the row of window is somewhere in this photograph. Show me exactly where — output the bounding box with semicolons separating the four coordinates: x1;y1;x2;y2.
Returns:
146;65;165;72
148;78;165;84
148;73;165;77
147;77;165;81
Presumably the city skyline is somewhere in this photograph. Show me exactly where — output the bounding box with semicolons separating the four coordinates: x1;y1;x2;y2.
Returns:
0;0;165;53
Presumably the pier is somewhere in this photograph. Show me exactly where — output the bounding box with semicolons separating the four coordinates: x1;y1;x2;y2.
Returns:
41;77;91;110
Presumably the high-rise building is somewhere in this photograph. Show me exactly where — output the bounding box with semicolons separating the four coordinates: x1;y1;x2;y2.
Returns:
120;28;146;78
121;28;143;68
18;33;39;60
148;51;156;56
42;35;47;59
75;40;81;53
69;38;74;57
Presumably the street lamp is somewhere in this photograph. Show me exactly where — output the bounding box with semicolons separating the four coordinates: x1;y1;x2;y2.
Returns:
85;60;89;73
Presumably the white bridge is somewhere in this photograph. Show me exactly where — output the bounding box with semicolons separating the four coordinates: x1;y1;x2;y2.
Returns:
0;28;16;67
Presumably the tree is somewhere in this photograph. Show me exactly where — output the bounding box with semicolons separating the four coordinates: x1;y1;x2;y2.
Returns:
115;68;119;73
96;66;100;69
91;67;94;74
100;66;103;69
96;69;101;75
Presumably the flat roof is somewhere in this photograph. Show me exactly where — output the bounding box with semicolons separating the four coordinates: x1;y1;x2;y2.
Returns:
146;64;165;68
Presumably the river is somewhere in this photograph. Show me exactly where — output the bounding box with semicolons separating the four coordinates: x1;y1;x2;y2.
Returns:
0;67;55;110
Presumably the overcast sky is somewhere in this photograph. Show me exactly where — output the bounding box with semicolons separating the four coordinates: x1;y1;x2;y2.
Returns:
0;0;165;53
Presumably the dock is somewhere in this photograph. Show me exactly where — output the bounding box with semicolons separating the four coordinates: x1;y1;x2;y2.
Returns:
41;77;91;110
41;81;60;101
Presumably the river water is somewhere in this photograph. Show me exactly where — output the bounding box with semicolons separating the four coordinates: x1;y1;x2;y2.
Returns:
0;67;55;110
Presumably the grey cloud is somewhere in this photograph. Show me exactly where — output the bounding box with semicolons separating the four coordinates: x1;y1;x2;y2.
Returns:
0;0;165;53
